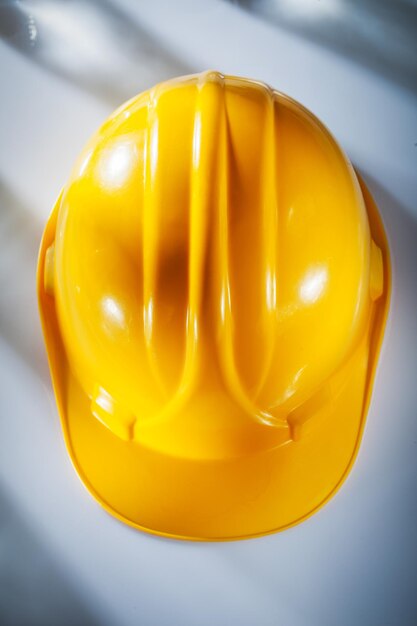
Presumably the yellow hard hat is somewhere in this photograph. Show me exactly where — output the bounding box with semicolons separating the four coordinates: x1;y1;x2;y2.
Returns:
38;71;390;540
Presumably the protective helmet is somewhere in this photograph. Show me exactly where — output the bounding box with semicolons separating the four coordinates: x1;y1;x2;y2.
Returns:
38;71;390;540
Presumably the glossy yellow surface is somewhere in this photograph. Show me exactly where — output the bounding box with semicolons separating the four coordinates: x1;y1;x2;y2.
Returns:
38;71;390;540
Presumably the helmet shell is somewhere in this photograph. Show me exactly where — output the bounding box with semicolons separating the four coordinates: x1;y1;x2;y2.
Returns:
38;72;389;538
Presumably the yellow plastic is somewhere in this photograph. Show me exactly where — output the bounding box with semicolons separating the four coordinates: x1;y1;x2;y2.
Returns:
37;71;390;540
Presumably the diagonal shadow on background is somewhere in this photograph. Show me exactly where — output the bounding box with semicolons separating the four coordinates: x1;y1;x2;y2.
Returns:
0;179;49;385
228;0;417;95
0;0;194;106
0;483;103;626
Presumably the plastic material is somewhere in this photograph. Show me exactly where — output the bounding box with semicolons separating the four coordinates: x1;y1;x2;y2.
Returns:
37;71;390;540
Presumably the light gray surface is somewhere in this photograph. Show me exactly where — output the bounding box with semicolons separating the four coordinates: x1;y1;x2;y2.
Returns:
0;1;416;625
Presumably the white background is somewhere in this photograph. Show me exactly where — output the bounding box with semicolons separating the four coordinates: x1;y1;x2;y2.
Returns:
0;1;416;625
